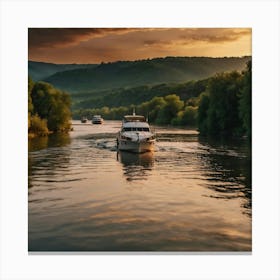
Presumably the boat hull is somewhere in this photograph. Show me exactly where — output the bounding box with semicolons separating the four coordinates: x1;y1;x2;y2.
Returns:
117;139;155;153
92;115;103;124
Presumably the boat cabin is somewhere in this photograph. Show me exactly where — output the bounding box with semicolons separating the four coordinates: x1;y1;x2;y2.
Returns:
123;115;146;122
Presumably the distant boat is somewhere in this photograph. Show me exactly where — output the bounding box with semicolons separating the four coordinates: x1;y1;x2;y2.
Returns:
81;117;88;123
117;112;155;153
92;115;104;124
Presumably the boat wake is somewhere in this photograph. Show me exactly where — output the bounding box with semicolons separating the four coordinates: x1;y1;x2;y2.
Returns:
92;138;118;151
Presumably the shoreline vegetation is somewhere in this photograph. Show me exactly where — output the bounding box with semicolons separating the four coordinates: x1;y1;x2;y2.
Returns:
28;77;72;137
73;61;252;139
29;61;251;139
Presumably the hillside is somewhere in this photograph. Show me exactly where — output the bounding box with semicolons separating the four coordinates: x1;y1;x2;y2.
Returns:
42;56;251;93
73;79;208;110
28;61;97;81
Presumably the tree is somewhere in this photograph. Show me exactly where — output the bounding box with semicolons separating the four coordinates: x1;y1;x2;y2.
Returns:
28;76;34;129
146;96;166;122
181;106;197;126
172;106;197;126
156;94;184;124
199;71;243;136
239;61;252;138
29;114;49;136
31;81;71;132
47;92;71;131
197;92;210;134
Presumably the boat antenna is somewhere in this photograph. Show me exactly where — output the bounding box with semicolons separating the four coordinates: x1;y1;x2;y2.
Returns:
133;107;135;116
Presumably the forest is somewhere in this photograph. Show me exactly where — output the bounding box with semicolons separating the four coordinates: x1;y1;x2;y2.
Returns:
72;79;208;110
28;59;251;139
74;61;251;138
28;56;250;93
28;77;72;137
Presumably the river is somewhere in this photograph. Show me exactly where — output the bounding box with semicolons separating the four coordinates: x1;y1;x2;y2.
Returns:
28;120;251;252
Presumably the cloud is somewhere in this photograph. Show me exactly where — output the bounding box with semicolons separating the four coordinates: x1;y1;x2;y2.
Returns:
140;28;251;50
143;39;172;47
179;28;251;44
29;28;251;50
28;28;140;49
28;28;251;63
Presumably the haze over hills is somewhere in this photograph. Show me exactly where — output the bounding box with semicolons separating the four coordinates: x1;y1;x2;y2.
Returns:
28;61;97;81
73;79;209;110
29;56;251;94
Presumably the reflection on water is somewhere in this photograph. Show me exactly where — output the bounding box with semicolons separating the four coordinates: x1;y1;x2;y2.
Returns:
198;136;251;216
29;133;71;151
28;121;251;252
117;151;154;181
28;134;71;189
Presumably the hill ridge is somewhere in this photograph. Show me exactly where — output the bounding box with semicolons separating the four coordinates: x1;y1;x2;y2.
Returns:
33;56;250;93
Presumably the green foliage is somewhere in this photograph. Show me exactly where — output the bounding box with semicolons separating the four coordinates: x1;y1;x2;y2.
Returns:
71;60;251;136
156;94;184;125
28;78;72;135
72;79;208;110
138;96;166;122
28;76;34;113
186;96;200;107
197;93;210;134
28;61;97;81
28;77;34;129
239;61;252;138
29;114;49;136
41;56;251;93
197;62;252;137
172;106;198;126
201;71;243;135
46;96;72;132
73;94;187;126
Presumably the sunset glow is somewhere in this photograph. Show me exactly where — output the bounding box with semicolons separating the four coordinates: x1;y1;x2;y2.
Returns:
28;28;251;64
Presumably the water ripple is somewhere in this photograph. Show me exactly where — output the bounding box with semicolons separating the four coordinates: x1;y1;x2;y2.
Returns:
28;121;251;251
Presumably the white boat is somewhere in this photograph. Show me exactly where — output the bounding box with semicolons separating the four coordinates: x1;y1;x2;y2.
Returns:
92;115;103;124
117;113;156;153
81;117;87;123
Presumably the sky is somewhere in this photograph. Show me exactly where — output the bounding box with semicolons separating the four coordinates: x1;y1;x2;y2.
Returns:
28;28;251;64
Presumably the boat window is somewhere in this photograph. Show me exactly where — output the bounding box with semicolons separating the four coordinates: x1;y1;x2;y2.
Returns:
122;127;149;132
124;116;146;122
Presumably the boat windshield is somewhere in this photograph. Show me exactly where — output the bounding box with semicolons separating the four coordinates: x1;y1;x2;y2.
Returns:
122;127;150;132
124;115;146;122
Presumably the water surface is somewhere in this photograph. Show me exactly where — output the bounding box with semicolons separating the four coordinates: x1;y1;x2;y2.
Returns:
28;120;251;252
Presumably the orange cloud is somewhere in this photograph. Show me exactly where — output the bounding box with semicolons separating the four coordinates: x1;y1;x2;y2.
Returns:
28;28;251;63
179;28;251;43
